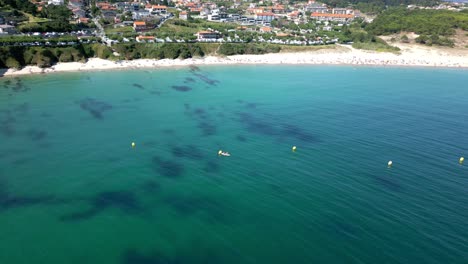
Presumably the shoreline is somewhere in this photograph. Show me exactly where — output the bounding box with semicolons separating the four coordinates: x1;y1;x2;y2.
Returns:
2;45;468;77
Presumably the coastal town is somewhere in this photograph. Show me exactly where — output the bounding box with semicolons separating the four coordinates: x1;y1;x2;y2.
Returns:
1;0;465;47
0;0;467;72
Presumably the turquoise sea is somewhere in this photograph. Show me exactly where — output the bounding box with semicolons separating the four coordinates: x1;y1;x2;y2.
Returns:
0;66;467;264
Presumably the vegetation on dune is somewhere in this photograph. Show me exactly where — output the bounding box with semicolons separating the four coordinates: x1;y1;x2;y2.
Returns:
0;0;38;15
217;43;281;55
365;8;468;46
367;8;468;36
0;43;285;69
316;0;440;13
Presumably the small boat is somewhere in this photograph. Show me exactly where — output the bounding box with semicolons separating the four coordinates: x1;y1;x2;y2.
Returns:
218;150;231;157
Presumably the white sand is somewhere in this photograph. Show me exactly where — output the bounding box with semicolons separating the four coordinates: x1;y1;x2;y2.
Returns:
3;44;468;76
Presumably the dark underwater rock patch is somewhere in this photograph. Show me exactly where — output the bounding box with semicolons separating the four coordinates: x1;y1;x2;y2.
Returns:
171;85;192;92
77;98;113;119
152;156;184;178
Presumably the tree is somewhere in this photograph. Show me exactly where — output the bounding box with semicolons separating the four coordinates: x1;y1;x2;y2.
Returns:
5;57;21;69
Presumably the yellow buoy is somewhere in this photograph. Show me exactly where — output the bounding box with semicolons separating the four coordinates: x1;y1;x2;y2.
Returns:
388;160;393;167
292;146;297;152
131;142;136;148
460;157;464;164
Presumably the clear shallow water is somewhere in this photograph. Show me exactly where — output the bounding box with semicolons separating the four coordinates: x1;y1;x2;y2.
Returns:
0;66;467;264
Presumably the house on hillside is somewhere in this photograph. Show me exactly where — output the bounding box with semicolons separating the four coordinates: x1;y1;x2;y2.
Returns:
196;30;221;41
133;21;147;32
0;24;16;35
77;17;90;24
136;35;155;42
332;8;348;14
255;12;275;22
149;5;167;14
179;11;189;20
260;26;272;33
305;3;328;13
68;0;84;8
132;10;151;20
310;13;354;22
48;0;64;5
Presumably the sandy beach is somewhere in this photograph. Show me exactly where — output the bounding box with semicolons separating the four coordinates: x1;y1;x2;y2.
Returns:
2;44;468;76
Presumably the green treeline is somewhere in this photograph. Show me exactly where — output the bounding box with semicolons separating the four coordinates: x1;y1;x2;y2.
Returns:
217;43;281;56
367;8;468;35
317;0;440;13
0;43;283;69
366;8;468;46
0;0;38;15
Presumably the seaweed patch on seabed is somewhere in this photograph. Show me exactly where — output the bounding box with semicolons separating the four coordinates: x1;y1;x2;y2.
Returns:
204;160;220;173
374;175;402;192
0;110;16;137
60;191;142;222
189;65;201;72
4;78;31;93
322;216;359;239
13;103;30;115
0;181;65;212
192;73;219;86
164;194;228;223
133;83;145;90
171;145;204;160
141;180;160;193
171;85;192;92
184;77;196;83
236;112;318;143
152;156;184;178
77;97;113;119
122;249;173;264
236;135;247;142
27;129;47;141
198;121;217;136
